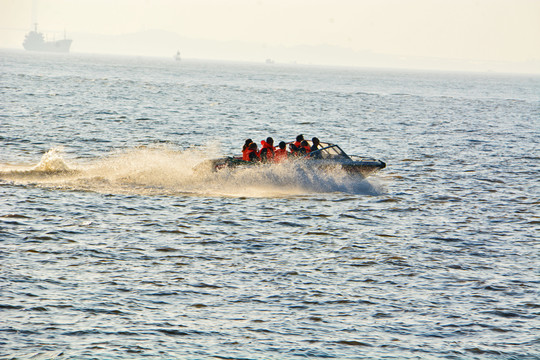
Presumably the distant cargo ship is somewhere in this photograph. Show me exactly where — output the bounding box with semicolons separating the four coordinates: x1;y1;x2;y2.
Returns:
23;24;72;53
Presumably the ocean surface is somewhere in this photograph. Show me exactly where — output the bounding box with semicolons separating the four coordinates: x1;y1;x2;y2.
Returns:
0;50;539;360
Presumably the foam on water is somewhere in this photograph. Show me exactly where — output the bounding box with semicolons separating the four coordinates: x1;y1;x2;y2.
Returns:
33;146;72;172
0;145;382;197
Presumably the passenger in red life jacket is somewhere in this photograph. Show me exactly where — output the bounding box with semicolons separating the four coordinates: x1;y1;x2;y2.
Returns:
288;143;299;156
245;142;260;162
293;134;304;148
259;137;275;162
242;139;253;161
242;139;253;152
299;140;311;155
273;141;288;163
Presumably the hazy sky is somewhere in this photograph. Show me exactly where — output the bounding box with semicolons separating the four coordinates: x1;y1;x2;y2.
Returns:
1;0;539;71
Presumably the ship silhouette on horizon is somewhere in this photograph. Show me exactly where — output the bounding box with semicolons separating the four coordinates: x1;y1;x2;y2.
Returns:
23;23;72;53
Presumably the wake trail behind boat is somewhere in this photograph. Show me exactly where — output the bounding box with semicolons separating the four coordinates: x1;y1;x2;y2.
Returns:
0;146;383;197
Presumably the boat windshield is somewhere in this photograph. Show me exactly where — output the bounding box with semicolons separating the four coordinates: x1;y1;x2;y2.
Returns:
307;142;351;160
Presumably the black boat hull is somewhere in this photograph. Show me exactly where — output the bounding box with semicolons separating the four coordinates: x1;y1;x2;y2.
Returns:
195;157;385;177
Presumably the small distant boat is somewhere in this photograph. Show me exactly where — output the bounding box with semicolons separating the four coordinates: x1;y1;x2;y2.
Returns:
195;141;386;178
23;23;72;53
174;50;181;61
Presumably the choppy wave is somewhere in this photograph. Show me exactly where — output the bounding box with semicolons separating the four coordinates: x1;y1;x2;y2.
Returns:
0;146;382;197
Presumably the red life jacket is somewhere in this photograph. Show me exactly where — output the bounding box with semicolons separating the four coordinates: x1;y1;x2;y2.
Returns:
245;149;260;162
242;148;251;161
303;145;311;154
293;141;302;148
274;148;288;163
260;140;275;160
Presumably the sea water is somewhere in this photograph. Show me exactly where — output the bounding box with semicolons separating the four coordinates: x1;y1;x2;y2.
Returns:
0;50;539;359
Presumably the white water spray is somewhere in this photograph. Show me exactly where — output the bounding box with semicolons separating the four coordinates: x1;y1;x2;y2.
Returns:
0;145;382;197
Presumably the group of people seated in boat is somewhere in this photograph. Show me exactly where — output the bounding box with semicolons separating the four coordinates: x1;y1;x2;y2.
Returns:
242;134;321;162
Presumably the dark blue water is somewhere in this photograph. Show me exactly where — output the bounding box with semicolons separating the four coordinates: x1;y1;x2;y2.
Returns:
1;50;539;359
